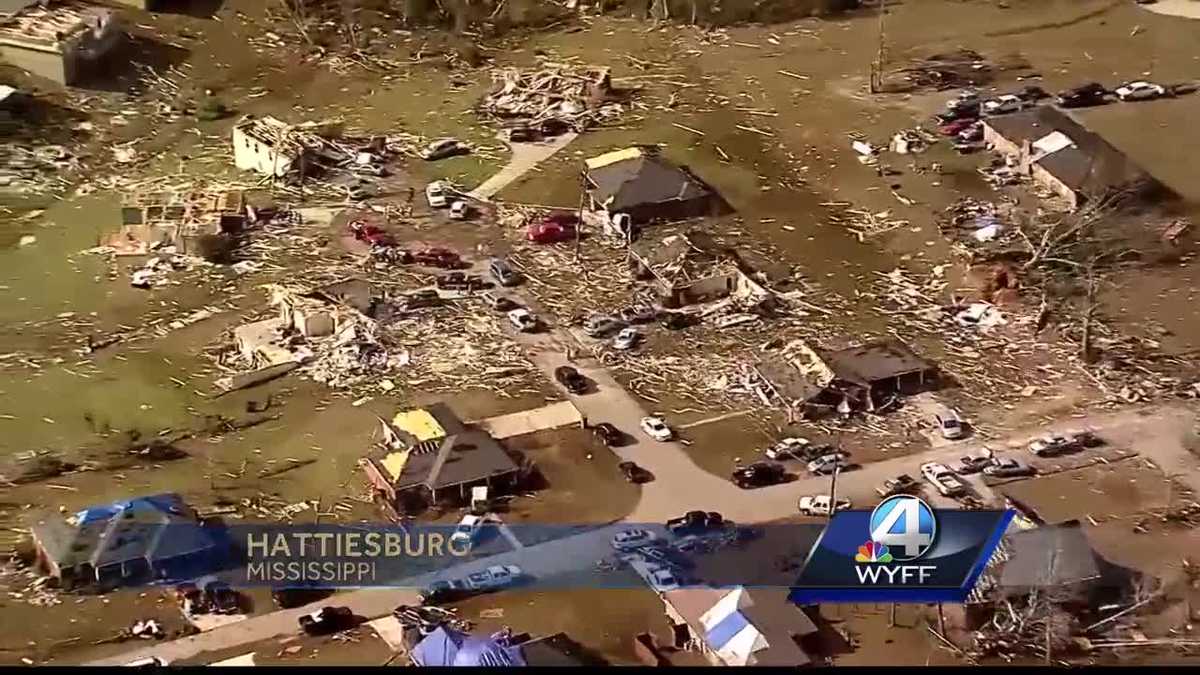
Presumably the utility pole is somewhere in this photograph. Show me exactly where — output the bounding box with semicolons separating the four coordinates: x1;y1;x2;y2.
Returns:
871;0;888;94
575;169;586;264
827;462;840;518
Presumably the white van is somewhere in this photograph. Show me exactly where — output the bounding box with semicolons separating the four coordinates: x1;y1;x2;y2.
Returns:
933;406;965;440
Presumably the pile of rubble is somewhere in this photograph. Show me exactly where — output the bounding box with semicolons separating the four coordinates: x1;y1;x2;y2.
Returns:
938;197;1021;248
0;144;79;195
479;63;626;134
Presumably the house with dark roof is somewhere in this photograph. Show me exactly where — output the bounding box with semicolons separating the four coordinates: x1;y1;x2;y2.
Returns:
949;520;1137;630
584;146;723;230
360;403;525;517
30;493;225;591
660;587;820;667
981;106;1174;210
755;338;938;416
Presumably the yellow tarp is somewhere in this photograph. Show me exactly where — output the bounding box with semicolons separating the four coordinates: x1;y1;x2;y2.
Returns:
381;450;410;482
391;408;445;442
584;146;644;171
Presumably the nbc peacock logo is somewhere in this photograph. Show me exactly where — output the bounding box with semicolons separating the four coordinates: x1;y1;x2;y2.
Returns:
854;540;893;564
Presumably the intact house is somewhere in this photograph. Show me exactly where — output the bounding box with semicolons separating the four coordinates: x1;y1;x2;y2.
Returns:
947;520;1137;632
30;493;226;591
629;229;781;310
0;0;123;86
754;338;938;417
407;625;598;667
583;146;724;236
107;187;253;257
981;106;1175;211
660;586;822;667
360;403;527;518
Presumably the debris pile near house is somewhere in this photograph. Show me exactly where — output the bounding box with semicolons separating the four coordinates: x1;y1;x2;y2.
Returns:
479;63;626;134
939;198;1021;247
0;144;79;195
893;49;997;91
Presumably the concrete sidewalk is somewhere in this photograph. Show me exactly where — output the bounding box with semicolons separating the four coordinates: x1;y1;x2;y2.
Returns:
467;133;579;201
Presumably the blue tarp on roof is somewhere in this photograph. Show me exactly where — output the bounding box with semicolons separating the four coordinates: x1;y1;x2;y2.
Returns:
706;610;750;650
412;627;526;667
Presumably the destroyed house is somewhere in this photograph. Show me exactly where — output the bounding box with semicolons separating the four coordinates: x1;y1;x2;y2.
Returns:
661;587;820;667
232;115;339;177
955;520;1135;629
0;0;123;86
629;231;774;308
361;404;523;516
112;188;249;256
30;493;225;591
982;106;1174;210
756;339;937;414
584;146;721;227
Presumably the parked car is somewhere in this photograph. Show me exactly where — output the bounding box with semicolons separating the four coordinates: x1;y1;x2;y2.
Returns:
527;220;572;244
619;461;653;484
419;578;472;604
876;473;920;498
765;437;810;461
449;513;488;548
658;311;695;331
640;415;673;441
204;580;242;614
1014;84;1049;101
489;257;522;287
666;510;725;536
983;457;1036;478
956;123;983;143
299;606;356;636
732;461;787;489
933;406;966;440
1056;82;1108;108
640;563;681;593
806;452;850;476
436;272;484;292
504;125;537;142
425;181;449;208
797;495;852;517
272;587;332;609
612;528;658;551
124;657;170;668
420;138;469;161
448;200;469;220
920;462;967;497
1028;434;1082;457
584;314;626;338
1115;81;1167;101
935;105;979;125
465;565;523;591
612;327;642;351
400;289;441;311
983;94;1026;115
507;308;539;332
481;291;517;312
947;89;980;108
592;422;624;447
954;450;995;475
348;220;394;246
619;305;657;324
412;246;462;269
938;118;977;136
554;365;588;394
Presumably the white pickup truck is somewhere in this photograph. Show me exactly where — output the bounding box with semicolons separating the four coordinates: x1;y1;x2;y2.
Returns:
920;462;967;497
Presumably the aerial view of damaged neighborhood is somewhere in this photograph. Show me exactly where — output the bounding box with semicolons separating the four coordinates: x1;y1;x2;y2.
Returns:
3;0;1200;668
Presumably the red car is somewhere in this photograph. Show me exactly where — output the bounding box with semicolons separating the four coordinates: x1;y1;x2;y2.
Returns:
348;220;394;246
527;214;578;244
938;118;977;136
412;247;463;269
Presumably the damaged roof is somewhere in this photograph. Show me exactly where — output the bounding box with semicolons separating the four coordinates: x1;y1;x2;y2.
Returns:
821;339;936;385
630;231;731;286
663;587;817;666
998;520;1102;590
983;106;1173;202
390;430;520;493
585;147;713;212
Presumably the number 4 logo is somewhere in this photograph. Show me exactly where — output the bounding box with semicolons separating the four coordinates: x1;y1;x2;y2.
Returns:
870;496;935;561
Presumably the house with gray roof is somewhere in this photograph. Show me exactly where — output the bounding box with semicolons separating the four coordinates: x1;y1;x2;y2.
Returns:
584;146;723;228
981;106;1175;210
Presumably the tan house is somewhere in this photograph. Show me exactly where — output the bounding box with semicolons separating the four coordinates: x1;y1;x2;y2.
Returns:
0;1;123;86
360;404;524;518
981;106;1174;210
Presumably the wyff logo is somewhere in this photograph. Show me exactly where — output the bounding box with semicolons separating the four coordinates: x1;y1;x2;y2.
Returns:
854;495;937;585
